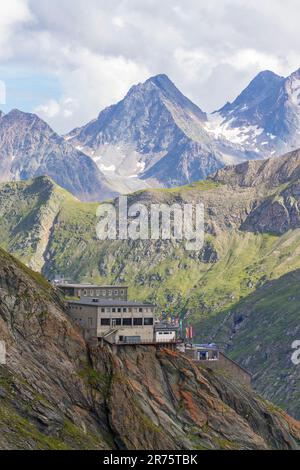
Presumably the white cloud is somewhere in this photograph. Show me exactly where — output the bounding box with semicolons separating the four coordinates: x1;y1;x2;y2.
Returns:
224;49;282;73
0;0;31;58
34;99;61;119
1;0;300;131
34;47;150;132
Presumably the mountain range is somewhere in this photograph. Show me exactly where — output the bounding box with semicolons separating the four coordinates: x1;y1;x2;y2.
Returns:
1;67;300;199
66;74;248;190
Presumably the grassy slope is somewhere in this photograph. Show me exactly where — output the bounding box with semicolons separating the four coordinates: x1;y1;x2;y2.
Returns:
196;268;300;419
1;177;300;419
2;177;300;319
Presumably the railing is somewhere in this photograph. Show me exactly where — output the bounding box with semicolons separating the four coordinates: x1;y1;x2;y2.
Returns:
115;339;183;345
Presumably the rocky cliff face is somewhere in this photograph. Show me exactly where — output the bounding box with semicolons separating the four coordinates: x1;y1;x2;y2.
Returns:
1;246;300;449
0;109;115;201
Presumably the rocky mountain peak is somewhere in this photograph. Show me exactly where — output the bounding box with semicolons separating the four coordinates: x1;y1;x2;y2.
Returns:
0;108;115;201
218;70;284;117
66;73;247;191
133;73;207;122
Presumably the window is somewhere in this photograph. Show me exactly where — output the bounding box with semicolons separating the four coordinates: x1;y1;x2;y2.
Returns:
102;290;106;296
88;318;93;326
101;318;110;326
123;307;127;313
96;290;100;296
120;289;124;295
122;318;132;326
128;307;132;313
133;318;143;326
144;318;153;326
112;318;122;326
114;290;118;295
108;290;112;296
117;308;121;313
90;290;93;296
112;308;116;313
83;289;87;296
101;308;105;313
139;308;143;313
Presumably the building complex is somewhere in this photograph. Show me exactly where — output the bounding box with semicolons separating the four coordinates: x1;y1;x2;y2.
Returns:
57;283;179;345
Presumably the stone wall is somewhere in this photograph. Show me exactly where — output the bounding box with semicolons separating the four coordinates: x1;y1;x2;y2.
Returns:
197;352;252;387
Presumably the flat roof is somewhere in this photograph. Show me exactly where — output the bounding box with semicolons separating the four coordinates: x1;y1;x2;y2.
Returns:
154;323;179;331
57;283;128;289
67;298;155;308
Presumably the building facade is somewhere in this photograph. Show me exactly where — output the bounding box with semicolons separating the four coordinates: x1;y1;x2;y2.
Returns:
154;322;179;343
57;283;128;301
67;298;155;343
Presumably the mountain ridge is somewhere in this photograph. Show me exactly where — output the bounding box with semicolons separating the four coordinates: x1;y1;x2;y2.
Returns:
0;108;116;202
66;73;248;189
208;67;300;157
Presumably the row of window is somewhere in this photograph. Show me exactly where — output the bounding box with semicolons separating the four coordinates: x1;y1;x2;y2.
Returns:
100;317;154;326
70;305;153;314
100;306;153;313
81;289;125;297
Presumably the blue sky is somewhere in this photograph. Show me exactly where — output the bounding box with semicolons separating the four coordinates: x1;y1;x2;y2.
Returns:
0;67;61;113
0;0;299;134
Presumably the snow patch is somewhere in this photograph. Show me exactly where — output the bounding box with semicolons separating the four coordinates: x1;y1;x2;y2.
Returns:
99;163;116;172
204;113;264;146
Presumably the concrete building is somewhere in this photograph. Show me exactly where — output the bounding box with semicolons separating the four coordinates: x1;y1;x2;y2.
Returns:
67;298;155;343
57;283;128;301
154;322;180;343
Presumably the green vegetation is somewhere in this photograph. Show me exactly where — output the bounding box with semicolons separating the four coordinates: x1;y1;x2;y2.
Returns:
197;268;300;419
1;175;300;421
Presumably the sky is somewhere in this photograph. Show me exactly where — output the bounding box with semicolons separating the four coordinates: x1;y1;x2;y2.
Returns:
0;0;299;133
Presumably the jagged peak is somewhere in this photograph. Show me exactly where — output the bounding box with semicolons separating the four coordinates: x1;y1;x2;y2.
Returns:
216;69;284;115
123;73;207;122
3;108;53;130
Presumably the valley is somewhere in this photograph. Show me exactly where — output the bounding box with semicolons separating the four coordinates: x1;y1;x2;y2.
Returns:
1;149;300;420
